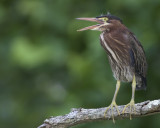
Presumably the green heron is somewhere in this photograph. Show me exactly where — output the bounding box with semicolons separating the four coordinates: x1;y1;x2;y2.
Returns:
77;13;147;122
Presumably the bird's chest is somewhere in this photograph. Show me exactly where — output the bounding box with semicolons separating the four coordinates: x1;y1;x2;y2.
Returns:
100;32;134;82
100;33;120;63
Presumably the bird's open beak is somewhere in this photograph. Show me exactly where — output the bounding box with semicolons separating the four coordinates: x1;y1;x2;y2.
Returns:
76;18;103;31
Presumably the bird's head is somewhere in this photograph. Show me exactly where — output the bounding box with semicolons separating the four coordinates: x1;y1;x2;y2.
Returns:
77;13;123;31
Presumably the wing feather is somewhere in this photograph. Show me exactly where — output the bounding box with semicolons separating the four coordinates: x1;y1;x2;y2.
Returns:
129;32;147;90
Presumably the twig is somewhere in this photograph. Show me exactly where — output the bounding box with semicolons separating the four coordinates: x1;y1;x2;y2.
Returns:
38;99;160;128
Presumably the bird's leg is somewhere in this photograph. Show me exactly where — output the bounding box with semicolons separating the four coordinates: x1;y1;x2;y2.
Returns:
122;75;136;119
104;80;121;123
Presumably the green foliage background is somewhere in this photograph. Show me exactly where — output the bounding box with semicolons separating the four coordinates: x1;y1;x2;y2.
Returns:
0;0;160;128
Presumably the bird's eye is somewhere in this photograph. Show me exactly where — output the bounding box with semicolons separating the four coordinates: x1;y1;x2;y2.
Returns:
99;17;108;22
103;17;108;22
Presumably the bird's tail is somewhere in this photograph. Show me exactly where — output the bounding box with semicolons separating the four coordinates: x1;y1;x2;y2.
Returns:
135;75;147;90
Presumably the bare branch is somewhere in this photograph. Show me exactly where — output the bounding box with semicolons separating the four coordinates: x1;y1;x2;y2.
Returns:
38;99;160;128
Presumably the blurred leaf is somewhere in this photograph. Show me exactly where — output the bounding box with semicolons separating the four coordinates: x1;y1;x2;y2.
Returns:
10;37;52;68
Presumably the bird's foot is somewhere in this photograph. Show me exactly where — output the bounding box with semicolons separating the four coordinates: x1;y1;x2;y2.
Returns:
104;101;120;123
122;99;136;120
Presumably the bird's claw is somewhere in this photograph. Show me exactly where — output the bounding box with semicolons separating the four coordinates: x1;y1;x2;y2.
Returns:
104;101;120;123
122;99;136;120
